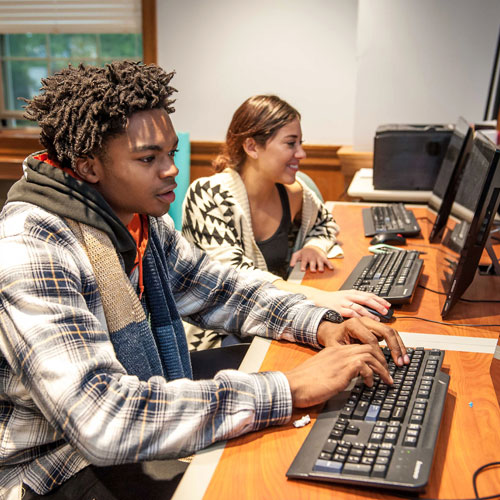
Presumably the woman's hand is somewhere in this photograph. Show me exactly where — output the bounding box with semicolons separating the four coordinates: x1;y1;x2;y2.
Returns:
289;246;333;273
303;288;391;321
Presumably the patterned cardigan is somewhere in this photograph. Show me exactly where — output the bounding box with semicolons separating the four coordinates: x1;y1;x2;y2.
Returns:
182;168;340;284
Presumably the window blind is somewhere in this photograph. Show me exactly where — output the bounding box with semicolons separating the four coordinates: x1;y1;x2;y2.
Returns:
0;0;141;34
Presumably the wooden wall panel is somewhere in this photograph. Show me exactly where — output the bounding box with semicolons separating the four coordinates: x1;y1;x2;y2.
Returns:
0;132;346;202
190;142;344;202
0;129;42;181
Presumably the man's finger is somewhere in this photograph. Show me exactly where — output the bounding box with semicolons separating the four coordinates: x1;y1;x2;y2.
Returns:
384;329;409;366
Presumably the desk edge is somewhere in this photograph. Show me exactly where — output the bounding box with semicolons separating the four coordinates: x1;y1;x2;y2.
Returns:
172;337;272;500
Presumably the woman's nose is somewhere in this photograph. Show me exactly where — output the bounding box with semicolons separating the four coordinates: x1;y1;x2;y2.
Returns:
296;144;306;159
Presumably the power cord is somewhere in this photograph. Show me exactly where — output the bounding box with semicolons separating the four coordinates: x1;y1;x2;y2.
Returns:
473;463;500;499
393;315;500;328
406;242;459;257
418;461;500;500
418;284;500;303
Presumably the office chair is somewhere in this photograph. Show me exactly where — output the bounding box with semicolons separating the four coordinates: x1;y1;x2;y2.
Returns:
168;132;190;230
296;171;324;202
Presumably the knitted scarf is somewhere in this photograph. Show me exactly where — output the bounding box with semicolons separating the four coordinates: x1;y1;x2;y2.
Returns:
66;219;192;381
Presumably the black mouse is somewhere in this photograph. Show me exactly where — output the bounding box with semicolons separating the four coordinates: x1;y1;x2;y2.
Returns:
370;232;407;245
364;306;395;322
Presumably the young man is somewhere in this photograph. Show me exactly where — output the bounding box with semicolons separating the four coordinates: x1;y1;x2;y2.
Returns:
0;61;408;499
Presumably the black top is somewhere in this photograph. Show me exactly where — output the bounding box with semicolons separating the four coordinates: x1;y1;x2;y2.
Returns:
256;183;292;279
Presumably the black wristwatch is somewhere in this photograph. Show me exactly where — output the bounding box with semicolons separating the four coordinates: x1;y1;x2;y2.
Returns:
320;310;342;324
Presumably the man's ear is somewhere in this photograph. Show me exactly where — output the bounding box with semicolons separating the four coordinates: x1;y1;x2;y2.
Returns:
73;156;100;184
242;137;259;160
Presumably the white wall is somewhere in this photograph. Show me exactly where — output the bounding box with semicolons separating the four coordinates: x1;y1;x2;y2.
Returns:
354;0;500;150
157;0;358;144
157;0;500;151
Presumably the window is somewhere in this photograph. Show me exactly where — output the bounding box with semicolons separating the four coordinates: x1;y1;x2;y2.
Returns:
0;0;151;128
0;33;142;127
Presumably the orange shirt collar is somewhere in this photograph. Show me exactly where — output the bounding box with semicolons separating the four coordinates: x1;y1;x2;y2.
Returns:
127;214;149;298
34;152;149;296
33;152;85;181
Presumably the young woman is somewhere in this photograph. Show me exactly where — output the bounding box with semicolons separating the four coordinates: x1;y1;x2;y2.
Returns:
182;95;391;349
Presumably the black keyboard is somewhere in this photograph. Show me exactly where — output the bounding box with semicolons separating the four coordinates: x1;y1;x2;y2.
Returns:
362;203;421;237
287;347;449;492
340;249;423;304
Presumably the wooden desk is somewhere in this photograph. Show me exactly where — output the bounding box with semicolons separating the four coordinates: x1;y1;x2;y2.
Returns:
174;203;500;500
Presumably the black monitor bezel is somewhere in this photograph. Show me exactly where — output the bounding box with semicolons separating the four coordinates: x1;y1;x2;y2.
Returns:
428;117;473;243
441;132;500;319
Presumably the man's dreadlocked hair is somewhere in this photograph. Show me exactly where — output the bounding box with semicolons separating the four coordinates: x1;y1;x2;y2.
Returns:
23;60;177;169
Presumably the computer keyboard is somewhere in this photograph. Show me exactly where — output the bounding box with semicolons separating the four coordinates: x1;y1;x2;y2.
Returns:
287;347;449;492
362;203;421;237
340;249;423;304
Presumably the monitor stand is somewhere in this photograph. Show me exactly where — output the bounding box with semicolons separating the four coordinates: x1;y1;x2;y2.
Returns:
446;220;469;253
490;225;500;242
478;235;500;276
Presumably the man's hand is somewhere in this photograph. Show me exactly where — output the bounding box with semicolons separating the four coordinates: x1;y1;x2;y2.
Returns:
316;317;410;367
284;344;393;408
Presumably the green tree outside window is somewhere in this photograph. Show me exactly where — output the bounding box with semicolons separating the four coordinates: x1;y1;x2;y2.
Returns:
0;33;143;127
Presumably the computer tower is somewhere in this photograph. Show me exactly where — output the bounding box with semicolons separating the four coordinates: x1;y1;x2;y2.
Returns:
373;124;453;190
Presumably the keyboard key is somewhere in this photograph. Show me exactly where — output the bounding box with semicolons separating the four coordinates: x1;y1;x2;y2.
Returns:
369;433;384;444
314;459;343;474
384;433;398;444
322;439;338;454
342;463;372;476
391;407;406;421
352;401;369;420
403;435;418;447
345;424;360;435
289;347;448;491
378;409;392;421
371;464;388;477
365;404;381;422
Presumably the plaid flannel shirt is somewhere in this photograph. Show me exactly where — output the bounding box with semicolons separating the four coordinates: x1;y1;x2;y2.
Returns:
0;202;328;495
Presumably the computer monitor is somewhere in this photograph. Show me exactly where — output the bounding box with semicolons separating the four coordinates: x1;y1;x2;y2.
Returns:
441;132;500;319
428;117;473;242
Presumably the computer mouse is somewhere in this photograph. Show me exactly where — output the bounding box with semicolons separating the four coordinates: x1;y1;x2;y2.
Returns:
364;306;395;323
370;232;407;246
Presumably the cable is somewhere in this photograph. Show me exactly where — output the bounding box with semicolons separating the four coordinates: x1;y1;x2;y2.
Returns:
420;494;500;500
417;461;500;500
338;184;350;201
418;284;500;303
460;297;500;304
408;242;459;257
393;316;500;328
418;284;446;295
419;494;500;500
474;462;500;499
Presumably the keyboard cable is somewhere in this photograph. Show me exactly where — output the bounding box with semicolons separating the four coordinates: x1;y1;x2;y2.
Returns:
393;316;500;328
418;284;500;303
